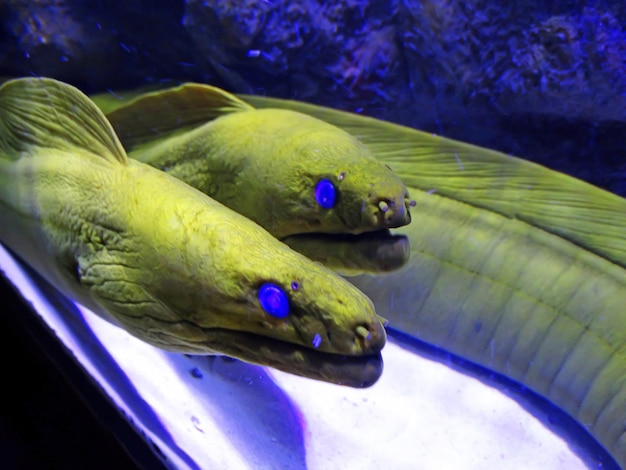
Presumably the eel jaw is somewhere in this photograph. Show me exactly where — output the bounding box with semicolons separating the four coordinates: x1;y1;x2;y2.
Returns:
216;329;384;388
150;328;384;388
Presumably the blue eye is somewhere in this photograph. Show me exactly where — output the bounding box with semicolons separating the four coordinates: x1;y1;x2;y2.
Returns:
315;178;336;209
258;283;290;318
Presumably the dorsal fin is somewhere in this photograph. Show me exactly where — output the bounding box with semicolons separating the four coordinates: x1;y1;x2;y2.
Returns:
90;83;169;115
241;94;626;270
103;83;254;151
0;77;128;165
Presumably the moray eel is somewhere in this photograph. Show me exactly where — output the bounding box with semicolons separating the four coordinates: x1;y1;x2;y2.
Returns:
240;95;626;467
0;77;386;387
103;84;412;237
95;84;413;274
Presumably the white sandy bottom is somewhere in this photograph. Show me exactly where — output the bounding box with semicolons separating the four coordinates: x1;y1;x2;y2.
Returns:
0;244;584;470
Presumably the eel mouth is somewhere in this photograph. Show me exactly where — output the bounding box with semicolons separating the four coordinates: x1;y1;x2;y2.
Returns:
181;328;384;388
283;229;410;275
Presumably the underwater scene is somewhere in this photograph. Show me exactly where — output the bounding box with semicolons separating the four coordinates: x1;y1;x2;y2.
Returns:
0;1;625;469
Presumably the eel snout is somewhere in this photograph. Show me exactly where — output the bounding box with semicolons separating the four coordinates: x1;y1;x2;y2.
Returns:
328;312;387;357
353;318;387;354
368;192;413;229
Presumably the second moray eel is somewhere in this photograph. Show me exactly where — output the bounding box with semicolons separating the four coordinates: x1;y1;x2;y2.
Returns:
101;84;412;238
0;78;385;387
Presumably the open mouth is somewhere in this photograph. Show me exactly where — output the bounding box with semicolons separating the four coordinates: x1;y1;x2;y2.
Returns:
283;229;410;275
191;328;384;388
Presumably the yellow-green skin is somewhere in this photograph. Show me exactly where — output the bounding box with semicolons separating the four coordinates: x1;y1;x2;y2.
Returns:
354;191;626;465
0;78;386;386
138;109;411;238
103;84;413;240
244;95;626;467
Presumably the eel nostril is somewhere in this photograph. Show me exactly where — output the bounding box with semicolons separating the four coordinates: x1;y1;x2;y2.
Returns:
385;199;406;222
373;197;412;227
356;325;372;342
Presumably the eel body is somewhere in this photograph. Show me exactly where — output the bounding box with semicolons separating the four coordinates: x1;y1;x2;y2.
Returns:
0;78;386;387
240;95;626;467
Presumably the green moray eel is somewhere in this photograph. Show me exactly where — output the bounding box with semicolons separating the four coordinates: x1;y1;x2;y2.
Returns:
94;84;413;274
0;77;386;387
102;84;412;239
240;95;626;467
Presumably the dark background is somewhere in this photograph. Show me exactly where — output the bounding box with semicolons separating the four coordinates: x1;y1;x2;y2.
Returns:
0;277;165;469
1;1;625;468
1;0;625;196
